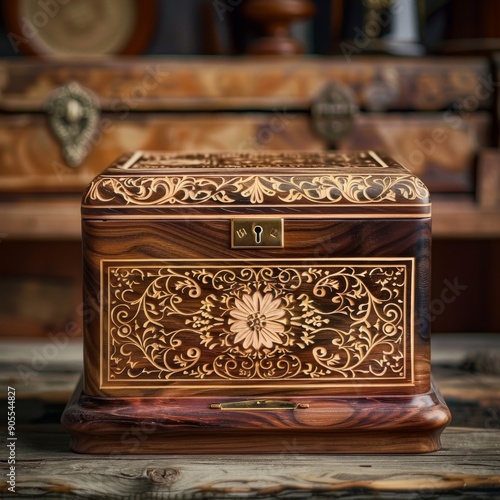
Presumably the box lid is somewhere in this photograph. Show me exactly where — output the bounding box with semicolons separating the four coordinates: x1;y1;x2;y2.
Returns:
81;150;430;219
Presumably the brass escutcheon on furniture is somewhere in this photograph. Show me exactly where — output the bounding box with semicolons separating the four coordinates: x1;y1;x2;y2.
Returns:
45;81;100;167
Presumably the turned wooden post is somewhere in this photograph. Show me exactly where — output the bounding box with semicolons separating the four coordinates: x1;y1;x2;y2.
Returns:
242;0;315;55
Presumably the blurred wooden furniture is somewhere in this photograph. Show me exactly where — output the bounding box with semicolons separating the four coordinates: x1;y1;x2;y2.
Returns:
0;56;499;337
1;333;499;497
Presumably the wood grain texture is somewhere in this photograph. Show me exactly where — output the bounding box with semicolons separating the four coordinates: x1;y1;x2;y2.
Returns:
0;57;492;195
81;217;431;398
1;425;498;498
61;377;450;454
339;113;491;193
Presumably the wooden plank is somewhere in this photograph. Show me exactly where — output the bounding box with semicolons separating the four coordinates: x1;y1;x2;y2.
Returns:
0;425;499;499
0;57;493;112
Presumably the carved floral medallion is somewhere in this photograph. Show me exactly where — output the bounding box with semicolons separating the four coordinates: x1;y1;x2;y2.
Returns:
229;291;286;350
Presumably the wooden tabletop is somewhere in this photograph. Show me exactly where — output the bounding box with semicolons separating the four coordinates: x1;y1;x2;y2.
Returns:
1;333;500;499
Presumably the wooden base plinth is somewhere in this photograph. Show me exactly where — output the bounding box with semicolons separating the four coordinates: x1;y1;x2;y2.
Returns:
62;378;451;454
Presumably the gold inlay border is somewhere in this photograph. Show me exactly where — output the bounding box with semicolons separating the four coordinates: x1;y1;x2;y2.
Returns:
99;258;415;391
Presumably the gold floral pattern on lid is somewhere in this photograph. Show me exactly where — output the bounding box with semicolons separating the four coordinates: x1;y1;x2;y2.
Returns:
84;173;429;207
83;151;431;213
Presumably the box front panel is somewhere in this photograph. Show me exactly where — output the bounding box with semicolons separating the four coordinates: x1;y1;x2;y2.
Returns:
101;258;414;391
82;218;431;397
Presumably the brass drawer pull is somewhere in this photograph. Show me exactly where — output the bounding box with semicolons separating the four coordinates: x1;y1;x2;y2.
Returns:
209;400;309;411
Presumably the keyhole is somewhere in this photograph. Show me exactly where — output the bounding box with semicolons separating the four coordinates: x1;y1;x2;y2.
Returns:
253;225;263;244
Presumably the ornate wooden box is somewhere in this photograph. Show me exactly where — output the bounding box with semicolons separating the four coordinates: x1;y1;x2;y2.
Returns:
62;150;451;453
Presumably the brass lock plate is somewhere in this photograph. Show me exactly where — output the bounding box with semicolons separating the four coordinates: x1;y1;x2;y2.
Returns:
231;219;284;248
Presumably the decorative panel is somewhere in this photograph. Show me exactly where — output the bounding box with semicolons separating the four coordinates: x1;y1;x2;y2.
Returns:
101;258;414;391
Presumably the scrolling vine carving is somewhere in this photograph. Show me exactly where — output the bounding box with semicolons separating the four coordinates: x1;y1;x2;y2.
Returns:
103;260;412;387
86;174;429;207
